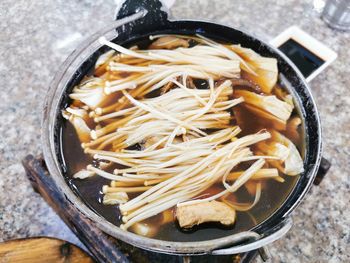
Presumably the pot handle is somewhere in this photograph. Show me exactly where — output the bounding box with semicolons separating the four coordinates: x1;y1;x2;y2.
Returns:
211;217;293;259
115;0;175;24
313;157;331;185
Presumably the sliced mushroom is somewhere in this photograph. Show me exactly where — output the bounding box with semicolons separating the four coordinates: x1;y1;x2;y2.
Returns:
244;104;286;130
62;113;91;143
73;169;95;179
286;117;302;144
257;130;304;176
129;222;158;237
70;77;121;109
102;192;129;205
149;36;189;49
230;78;262;94
95;50;116;76
273;84;294;107
230;45;278;93
235;90;293;122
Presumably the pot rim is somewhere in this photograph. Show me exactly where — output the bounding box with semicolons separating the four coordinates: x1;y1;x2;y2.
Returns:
41;16;322;255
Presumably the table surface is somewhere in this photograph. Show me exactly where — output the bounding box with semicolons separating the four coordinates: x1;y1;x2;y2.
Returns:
0;0;349;262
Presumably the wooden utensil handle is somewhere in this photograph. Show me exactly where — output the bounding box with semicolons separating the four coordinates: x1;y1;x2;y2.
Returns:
0;237;94;263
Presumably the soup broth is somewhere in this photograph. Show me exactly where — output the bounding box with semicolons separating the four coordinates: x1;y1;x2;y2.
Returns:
59;34;304;241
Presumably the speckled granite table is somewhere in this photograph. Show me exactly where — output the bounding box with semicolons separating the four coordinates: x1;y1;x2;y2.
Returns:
0;0;349;262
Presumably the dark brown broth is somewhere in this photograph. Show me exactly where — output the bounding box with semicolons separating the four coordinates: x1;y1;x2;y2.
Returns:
60;37;303;241
61;111;300;241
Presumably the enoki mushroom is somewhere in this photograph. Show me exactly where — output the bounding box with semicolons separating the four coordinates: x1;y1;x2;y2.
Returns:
62;34;304;234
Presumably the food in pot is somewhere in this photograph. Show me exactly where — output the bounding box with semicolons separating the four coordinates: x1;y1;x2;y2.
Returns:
60;35;304;240
176;201;236;228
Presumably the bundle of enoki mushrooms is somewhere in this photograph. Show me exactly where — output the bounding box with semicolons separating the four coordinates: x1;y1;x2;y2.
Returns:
63;34;304;235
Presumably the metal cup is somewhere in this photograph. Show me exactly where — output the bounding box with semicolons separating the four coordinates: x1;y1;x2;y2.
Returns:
322;0;350;30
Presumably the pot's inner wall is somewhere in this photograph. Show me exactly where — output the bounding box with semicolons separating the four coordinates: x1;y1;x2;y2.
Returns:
55;30;306;241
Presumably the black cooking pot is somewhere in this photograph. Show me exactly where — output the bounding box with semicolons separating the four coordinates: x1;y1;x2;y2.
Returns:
42;0;330;256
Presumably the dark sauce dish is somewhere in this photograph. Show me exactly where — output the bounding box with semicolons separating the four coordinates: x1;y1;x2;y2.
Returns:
42;0;327;255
